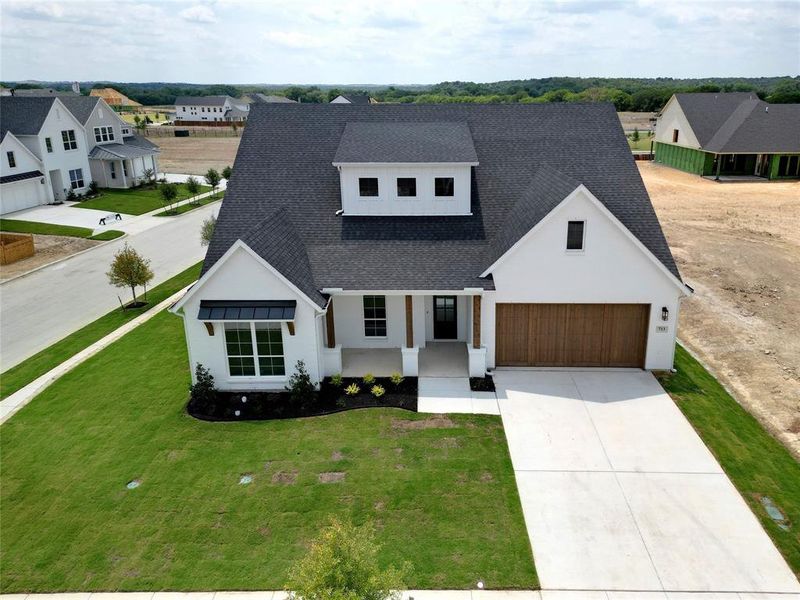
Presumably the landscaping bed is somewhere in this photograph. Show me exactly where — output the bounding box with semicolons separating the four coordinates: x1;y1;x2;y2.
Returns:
189;376;418;421
470;375;496;392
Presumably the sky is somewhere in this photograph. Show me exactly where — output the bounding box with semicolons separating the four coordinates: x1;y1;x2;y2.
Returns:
1;0;798;85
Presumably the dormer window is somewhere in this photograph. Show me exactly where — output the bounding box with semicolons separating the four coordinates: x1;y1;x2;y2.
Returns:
435;177;454;197
359;177;379;197
397;177;416;197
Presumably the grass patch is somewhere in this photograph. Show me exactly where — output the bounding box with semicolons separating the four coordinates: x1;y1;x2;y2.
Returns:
155;194;223;217
0;262;202;400
0;219;123;241
74;183;211;216
658;344;800;577
0;312;537;591
627;131;654;151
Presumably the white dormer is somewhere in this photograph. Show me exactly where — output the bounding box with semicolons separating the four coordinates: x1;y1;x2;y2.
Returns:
332;122;478;216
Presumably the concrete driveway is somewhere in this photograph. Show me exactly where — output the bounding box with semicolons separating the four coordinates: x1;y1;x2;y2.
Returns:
494;370;799;595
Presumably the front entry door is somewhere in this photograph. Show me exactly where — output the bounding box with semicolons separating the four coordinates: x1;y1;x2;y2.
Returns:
433;296;457;339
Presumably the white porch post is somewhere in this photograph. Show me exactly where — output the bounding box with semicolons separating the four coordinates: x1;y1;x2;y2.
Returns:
120;160;127;188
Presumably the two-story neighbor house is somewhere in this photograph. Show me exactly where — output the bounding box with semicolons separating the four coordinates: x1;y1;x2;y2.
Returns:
654;92;800;180
172;103;691;391
0;96;160;214
174;96;250;124
59;96;160;189
330;93;375;104
1;96;92;213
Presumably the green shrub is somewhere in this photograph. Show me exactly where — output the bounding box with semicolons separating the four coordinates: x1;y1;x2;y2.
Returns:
287;360;316;406
344;383;360;396
371;385;385;398
389;372;404;387
189;363;216;413
362;373;375;385
331;373;343;387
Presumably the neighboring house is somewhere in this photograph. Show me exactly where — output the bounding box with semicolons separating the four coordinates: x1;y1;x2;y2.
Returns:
8;87;78;97
0;96;160;214
330;94;375;104
172;103;691;391
174;96;250;123
654;92;800;179
249;94;297;104
59;96;160;189
0;96;92;213
89;87;142;107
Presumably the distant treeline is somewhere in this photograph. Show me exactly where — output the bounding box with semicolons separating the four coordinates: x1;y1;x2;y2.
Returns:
4;77;799;110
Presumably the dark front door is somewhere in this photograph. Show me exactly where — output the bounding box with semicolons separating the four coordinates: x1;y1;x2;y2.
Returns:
433;296;458;339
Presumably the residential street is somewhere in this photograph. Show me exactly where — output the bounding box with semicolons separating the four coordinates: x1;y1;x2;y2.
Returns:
0;203;218;370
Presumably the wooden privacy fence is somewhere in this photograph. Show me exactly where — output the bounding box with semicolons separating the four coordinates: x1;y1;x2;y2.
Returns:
0;233;35;265
145;125;242;138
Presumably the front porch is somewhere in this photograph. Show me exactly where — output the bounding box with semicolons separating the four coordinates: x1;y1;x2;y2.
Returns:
323;293;487;379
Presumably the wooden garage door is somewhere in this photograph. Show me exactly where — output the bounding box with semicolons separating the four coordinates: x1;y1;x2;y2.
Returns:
495;304;649;368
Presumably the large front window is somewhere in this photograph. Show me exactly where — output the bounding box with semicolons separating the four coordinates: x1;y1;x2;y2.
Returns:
61;129;77;150
224;322;285;377
94;126;115;142
363;295;387;337
69;168;85;190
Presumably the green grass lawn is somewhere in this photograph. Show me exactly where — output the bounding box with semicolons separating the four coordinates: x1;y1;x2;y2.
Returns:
0;312;537;592
155;193;223;217
658;345;800;577
0;219;123;241
74;183;211;216
0;262;202;400
627;131;655;151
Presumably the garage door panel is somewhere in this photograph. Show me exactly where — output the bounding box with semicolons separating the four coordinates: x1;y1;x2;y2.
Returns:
496;303;649;368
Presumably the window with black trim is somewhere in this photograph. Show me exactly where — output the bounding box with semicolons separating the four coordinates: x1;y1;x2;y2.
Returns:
110;162;116;179
61;129;77;150
672;129;679;143
435;177;454;197
6;151;15;168
363;295;387;337
45;137;53;153
94;126;115;143
359;177;379;197
69;168;84;190
566;220;585;251
397;177;416;197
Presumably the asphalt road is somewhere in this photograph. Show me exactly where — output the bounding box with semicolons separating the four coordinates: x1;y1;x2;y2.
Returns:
0;203;219;370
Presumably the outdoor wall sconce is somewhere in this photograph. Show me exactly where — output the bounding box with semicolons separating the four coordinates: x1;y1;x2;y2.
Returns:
661;306;669;322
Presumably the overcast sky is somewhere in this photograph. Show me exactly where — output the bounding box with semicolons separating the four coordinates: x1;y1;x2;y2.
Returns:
1;0;798;84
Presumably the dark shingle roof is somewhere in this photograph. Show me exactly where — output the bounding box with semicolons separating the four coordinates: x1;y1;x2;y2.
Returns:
336;94;372;105
174;95;230;106
56;96;101;124
0;97;56;136
333;122;479;164
674;93;800;153
204;103;681;307
251;94;297;104
89;137;159;160
1;169;43;185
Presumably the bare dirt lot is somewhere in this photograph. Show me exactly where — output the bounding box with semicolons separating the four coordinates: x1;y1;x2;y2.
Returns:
640;162;800;456
0;235;100;281
149;135;240;175
618;111;657;133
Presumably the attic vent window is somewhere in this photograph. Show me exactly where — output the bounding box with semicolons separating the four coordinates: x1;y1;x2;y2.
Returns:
359;177;379;197
396;177;416;197
566;221;585;251
435;177;454;197
672;129;679;143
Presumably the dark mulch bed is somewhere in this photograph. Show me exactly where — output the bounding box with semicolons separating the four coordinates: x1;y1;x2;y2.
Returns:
189;376;418;421
122;301;148;310
470;375;496;392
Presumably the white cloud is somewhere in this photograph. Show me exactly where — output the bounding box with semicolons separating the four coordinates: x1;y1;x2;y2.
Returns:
179;4;216;23
262;30;324;50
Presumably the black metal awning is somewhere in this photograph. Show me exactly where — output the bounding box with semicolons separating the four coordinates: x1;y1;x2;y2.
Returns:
198;300;296;321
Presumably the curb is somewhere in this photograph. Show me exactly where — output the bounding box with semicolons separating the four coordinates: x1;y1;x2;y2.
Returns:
0;283;193;425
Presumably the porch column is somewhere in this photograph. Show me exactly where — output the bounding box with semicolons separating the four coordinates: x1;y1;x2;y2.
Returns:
325;298;336;348
405;295;413;347
120;160;127;187
472;295;481;349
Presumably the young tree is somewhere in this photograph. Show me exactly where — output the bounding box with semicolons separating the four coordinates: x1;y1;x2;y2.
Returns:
631;127;640;143
143;168;155;188
107;243;154;307
286;518;408;600
222;165;232;181
159;182;179;214
200;214;216;246
185;175;201;204
204;168;221;198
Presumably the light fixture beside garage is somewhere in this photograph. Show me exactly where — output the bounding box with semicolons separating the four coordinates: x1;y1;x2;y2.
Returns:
662;306;669;321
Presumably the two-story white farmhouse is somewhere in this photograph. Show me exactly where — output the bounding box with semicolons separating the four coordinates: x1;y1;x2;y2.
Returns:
174;96;250;124
0;96;160;215
172;103;691;391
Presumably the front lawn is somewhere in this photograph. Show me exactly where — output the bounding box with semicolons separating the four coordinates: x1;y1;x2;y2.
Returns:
74;183;211;216
154;193;222;217
0;219;123;241
0;262;202;399
0;311;537;591
658;345;800;577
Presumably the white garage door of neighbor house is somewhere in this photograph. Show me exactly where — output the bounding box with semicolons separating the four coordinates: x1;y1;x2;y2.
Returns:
0;181;42;215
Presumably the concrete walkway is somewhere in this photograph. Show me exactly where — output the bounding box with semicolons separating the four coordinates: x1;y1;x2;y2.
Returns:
0;285;191;424
417;377;499;415
495;370;800;596
3;590;798;599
